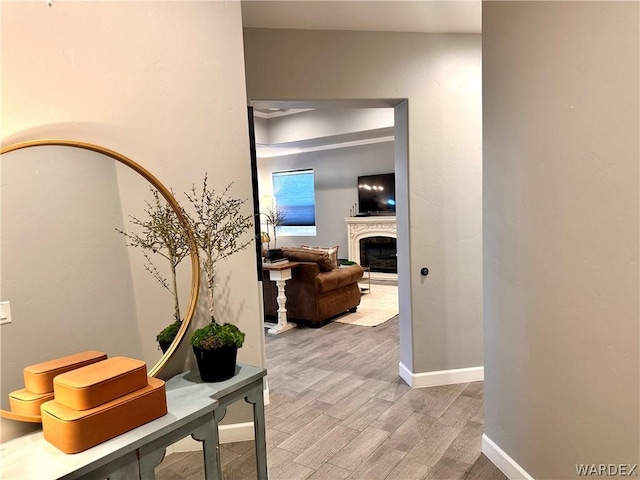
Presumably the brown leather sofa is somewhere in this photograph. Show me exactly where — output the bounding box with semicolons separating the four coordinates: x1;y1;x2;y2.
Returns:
263;247;364;325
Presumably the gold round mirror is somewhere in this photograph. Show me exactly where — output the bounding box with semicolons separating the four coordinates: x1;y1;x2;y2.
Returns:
0;139;199;423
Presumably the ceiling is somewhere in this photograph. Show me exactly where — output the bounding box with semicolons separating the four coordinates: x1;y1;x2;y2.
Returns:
241;1;481;34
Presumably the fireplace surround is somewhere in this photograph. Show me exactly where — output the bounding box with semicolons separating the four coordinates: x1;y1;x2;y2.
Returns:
345;216;397;280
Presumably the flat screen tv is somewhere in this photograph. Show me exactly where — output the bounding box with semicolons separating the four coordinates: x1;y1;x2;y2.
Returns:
357;173;396;215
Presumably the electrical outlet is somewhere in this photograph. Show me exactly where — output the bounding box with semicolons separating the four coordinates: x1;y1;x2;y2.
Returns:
0;301;12;325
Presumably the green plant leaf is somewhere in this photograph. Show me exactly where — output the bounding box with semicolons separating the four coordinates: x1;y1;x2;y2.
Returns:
156;319;182;343
190;322;245;350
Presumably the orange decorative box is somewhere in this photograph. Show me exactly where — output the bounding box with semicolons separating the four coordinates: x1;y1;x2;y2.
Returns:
9;388;54;416
24;351;107;394
53;357;148;411
41;377;167;454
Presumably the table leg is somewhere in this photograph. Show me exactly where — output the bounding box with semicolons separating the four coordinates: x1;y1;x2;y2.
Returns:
245;385;268;480
87;450;139;480
192;418;221;480
138;446;166;480
268;277;295;335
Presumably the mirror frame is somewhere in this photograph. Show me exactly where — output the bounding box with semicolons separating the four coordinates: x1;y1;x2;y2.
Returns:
0;139;200;422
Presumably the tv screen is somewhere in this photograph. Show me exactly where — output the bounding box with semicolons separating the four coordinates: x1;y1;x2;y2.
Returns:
358;173;396;215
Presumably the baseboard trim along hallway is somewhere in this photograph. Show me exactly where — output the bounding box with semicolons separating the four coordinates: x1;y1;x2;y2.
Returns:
482;433;534;480
399;362;484;387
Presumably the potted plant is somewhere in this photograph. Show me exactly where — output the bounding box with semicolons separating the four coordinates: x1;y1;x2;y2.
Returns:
339;259;357;266
156;317;182;354
190;322;245;381
182;174;254;381
116;187;189;353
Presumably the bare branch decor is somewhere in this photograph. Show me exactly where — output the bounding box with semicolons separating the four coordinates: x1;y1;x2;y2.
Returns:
262;205;286;248
183;174;254;322
116;187;189;325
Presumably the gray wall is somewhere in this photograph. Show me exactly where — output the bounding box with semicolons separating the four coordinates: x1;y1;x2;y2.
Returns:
483;2;639;478
258;140;395;256
2;2;261;433
245;28;483;376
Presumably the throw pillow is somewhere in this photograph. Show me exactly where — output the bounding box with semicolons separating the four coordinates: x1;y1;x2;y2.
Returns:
300;244;339;270
282;247;334;272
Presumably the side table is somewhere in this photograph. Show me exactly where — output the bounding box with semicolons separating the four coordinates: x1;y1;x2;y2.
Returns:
359;265;371;294
263;261;302;335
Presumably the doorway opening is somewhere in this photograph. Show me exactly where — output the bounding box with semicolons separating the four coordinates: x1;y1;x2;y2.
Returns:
247;99;410;384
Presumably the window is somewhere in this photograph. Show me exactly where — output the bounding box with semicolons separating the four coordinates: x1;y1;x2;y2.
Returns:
272;169;316;236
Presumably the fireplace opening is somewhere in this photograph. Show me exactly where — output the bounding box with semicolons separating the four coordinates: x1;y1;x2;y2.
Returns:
359;236;397;274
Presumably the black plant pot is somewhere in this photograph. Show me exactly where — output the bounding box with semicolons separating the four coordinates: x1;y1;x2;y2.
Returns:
158;340;172;354
193;345;238;382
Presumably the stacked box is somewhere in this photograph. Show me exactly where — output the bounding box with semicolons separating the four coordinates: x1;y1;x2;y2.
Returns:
24;351;108;394
41;357;167;453
7;353;168;453
41;377;167;454
8;351;107;417
53;357;148;410
9;389;54;416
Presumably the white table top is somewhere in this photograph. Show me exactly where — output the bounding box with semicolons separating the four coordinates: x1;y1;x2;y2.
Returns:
0;364;265;480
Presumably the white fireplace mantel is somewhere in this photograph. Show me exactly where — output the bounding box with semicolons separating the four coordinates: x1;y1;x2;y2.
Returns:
345;216;397;280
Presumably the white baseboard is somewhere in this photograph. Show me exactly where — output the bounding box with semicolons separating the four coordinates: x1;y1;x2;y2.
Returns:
166;422;255;454
220;421;256;444
482;433;534;480
399;362;484;388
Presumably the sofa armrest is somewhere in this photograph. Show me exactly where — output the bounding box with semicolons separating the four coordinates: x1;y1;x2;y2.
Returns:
315;265;364;294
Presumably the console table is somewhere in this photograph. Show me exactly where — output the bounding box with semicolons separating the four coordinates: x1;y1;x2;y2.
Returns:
0;364;267;480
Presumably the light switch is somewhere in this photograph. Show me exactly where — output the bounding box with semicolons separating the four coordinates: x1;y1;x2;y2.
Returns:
0;301;12;325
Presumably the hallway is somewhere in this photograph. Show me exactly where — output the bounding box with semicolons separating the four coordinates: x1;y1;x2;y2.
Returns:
157;316;505;479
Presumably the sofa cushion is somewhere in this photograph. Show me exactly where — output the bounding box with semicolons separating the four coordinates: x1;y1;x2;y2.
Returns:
282;247;334;272
316;265;364;293
300;244;339;269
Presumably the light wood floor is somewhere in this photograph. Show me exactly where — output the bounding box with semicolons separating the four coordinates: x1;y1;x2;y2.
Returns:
157;314;506;479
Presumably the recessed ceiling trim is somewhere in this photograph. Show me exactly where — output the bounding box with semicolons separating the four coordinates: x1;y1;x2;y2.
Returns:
251;99;403;110
257;135;394;159
253;108;315;119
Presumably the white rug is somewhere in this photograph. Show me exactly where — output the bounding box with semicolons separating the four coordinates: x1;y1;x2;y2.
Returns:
336;284;399;327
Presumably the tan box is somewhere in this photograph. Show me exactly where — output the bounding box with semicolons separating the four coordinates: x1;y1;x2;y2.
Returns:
41;377;167;454
9;388;54;416
54;357;147;411
24;351;107;394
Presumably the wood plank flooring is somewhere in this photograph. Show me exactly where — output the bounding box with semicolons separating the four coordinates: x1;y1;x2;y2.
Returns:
156;313;506;479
